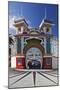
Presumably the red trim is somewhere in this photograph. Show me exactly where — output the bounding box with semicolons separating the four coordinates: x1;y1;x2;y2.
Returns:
42;57;52;69
16;56;25;69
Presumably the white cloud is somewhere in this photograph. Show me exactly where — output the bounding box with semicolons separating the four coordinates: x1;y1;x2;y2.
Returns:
9;16;19;35
9;16;33;35
9;16;17;29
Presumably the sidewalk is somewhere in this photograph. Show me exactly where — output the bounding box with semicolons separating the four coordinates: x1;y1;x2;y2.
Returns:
15;69;54;72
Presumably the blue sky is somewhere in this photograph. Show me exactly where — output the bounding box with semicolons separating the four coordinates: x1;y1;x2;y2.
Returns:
8;1;58;38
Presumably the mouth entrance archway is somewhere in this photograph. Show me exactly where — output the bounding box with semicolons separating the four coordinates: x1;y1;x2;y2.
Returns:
25;47;42;69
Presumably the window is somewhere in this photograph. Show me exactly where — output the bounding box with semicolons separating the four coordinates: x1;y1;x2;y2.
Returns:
18;58;22;65
40;40;41;43
21;26;23;33
18;26;24;34
17;38;21;53
46;58;52;65
46;38;51;54
46;28;49;32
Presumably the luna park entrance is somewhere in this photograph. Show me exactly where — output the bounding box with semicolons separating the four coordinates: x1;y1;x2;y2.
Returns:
26;47;43;69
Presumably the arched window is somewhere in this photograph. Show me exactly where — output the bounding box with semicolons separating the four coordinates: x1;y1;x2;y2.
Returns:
46;38;51;54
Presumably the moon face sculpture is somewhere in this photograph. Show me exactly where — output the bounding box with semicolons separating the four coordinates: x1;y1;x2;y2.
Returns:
26;47;42;69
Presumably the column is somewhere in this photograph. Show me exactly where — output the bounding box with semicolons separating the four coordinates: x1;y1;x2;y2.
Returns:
44;37;47;54
21;36;24;55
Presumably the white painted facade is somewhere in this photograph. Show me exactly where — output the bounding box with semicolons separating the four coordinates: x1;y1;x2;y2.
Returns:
52;57;58;69
11;37;16;68
51;37;59;69
11;56;16;68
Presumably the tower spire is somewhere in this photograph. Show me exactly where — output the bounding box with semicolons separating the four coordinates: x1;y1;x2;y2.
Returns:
20;5;24;19
21;5;23;17
44;8;47;19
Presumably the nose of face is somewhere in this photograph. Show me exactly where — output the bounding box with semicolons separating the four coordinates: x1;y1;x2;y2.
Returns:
33;54;35;59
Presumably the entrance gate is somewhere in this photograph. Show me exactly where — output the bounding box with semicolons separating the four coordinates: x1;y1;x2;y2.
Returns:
26;47;42;69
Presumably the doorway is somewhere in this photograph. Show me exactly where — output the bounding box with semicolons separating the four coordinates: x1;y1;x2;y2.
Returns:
26;47;42;69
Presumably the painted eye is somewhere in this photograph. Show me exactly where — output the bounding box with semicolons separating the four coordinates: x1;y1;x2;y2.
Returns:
35;54;38;56
35;54;40;56
28;54;33;56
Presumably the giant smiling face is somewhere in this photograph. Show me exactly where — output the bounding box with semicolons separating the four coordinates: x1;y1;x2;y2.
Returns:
26;47;42;68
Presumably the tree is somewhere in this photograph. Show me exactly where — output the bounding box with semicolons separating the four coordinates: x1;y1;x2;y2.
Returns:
9;35;14;67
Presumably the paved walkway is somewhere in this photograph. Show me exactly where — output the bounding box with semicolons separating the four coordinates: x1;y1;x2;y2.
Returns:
8;69;59;88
